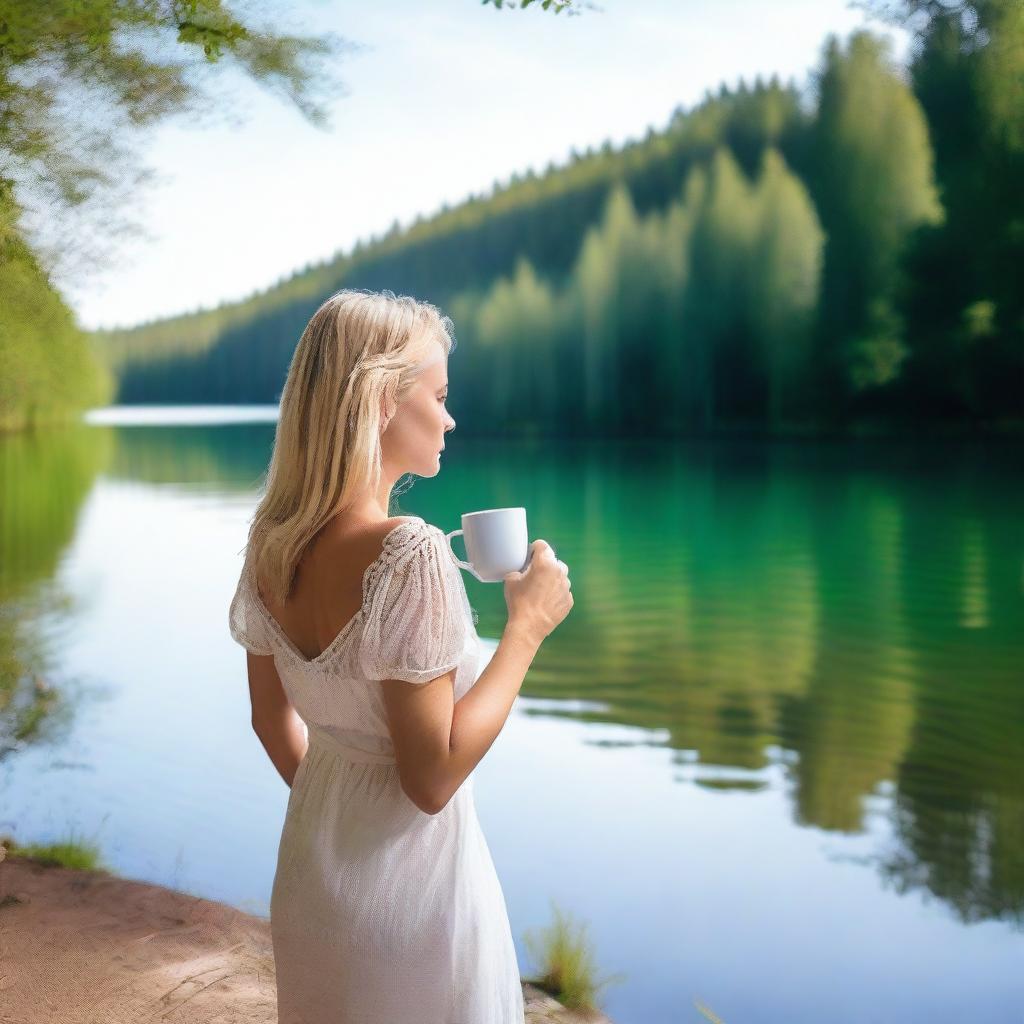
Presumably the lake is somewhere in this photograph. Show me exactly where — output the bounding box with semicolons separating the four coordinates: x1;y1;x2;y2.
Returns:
1;406;1022;1023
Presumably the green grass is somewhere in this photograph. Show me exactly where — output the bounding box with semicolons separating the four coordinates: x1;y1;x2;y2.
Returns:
521;898;626;1017
522;898;732;1022
1;830;108;872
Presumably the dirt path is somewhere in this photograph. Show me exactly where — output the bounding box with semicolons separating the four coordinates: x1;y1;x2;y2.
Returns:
0;854;609;1023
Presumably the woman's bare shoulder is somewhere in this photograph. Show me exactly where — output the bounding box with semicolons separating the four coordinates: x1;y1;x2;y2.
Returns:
326;514;423;548
311;514;426;577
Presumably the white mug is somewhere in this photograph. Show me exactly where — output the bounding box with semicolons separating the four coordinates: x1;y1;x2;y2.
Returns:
446;507;530;583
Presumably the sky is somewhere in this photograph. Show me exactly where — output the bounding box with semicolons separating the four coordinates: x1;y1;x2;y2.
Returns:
59;0;911;332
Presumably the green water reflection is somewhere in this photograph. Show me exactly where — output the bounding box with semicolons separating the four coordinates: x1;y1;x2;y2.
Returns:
0;425;112;750
2;420;1021;930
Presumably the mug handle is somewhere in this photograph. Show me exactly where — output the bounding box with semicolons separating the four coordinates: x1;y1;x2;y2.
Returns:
445;529;487;583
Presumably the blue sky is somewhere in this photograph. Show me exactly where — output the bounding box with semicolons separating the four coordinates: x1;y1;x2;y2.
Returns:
62;0;910;331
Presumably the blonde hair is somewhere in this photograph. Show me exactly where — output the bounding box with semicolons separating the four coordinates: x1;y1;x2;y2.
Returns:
244;287;456;605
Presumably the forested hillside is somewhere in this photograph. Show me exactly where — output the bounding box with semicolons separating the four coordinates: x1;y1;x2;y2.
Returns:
92;10;1024;436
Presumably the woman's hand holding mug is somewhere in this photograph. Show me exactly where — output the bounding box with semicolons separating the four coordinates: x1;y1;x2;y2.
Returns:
445;507;573;647
502;539;573;646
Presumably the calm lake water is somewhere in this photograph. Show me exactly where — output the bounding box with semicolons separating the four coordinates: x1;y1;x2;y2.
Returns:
2;406;1022;1023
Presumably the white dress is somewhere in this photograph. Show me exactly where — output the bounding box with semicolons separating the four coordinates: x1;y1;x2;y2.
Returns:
228;516;525;1024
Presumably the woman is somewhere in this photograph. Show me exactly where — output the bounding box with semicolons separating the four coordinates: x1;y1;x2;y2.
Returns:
227;288;573;1023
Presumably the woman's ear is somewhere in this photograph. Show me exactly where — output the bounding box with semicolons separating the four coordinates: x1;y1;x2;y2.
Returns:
380;393;396;434
379;374;405;435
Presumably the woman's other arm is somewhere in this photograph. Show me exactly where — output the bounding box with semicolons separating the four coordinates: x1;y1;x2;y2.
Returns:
248;652;308;788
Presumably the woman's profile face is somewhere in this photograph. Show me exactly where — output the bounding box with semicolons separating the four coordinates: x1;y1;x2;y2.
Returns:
380;338;455;478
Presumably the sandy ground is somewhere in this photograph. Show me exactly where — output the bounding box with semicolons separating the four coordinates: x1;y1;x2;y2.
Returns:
0;853;609;1024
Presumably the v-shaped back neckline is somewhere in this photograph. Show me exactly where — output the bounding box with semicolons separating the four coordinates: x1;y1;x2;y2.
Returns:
249;516;426;666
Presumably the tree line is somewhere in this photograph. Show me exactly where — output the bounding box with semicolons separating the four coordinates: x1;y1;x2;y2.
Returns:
6;2;1020;436
100;6;1022;435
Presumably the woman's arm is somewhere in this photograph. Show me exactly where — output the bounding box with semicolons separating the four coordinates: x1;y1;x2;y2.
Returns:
247;652;308;788
381;619;541;815
381;539;571;815
444;620;540;795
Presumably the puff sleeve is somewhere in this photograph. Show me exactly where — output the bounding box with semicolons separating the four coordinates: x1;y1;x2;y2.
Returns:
228;560;275;656
357;526;469;684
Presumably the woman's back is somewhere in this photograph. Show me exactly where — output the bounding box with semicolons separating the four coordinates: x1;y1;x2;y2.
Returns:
256;514;422;663
229;516;481;759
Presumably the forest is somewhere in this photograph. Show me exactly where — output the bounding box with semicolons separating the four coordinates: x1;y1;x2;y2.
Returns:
6;2;1022;436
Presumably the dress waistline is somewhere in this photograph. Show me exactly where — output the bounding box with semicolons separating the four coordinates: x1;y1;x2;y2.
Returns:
306;724;398;766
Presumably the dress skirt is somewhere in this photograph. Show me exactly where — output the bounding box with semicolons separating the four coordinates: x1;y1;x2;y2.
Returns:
269;725;525;1024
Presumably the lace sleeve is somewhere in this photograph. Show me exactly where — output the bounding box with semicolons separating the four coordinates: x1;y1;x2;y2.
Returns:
228;562;275;656
357;527;468;684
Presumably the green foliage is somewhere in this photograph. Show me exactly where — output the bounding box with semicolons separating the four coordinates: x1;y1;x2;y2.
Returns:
860;1;1024;148
0;184;115;430
175;0;251;60
445;146;821;436
569;184;673;432
3;832;106;871
475;257;564;434
678;146;824;427
848;299;910;392
17;11;1015;435
894;0;1024;417
809;30;942;401
0;0;341;282
747;149;825;424
0;0;348;433
522;899;625;1014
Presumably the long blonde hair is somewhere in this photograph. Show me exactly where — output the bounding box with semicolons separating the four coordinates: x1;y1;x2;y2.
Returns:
244;288;456;605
